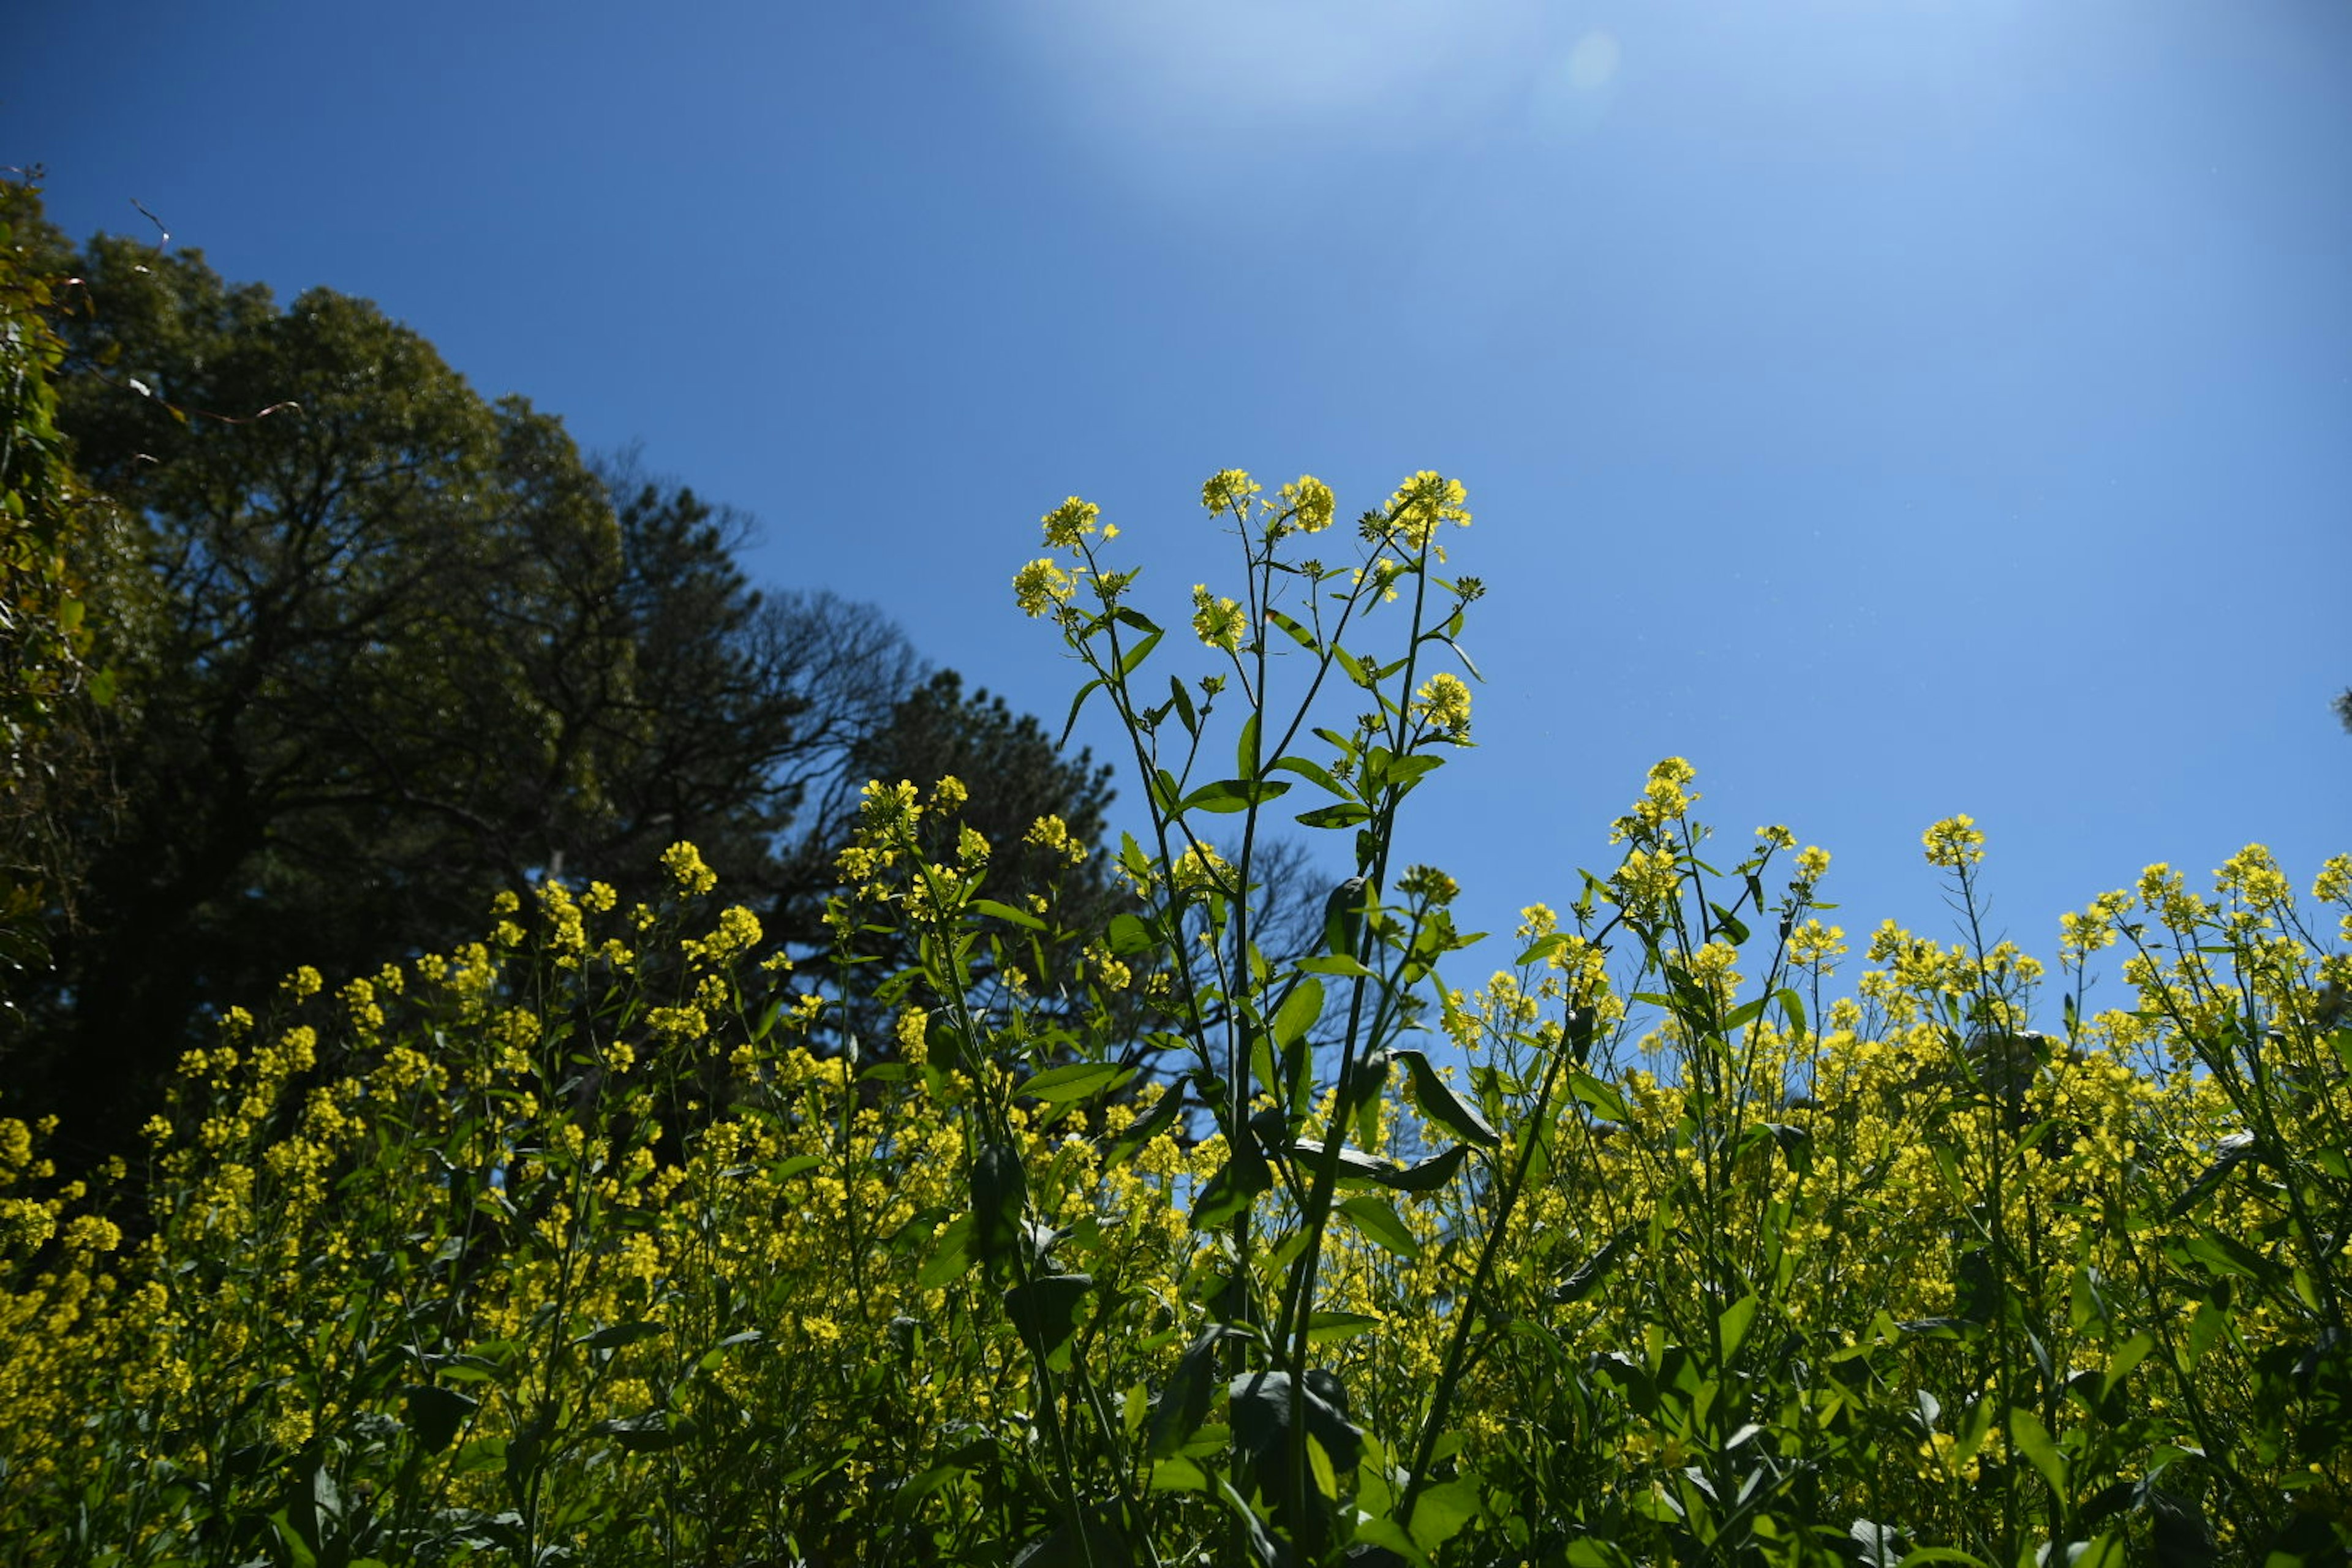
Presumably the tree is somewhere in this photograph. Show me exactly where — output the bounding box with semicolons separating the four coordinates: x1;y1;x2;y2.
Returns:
15;218;1122;1164
0;175;129;1030
575;456;919;900
18;231;937;1157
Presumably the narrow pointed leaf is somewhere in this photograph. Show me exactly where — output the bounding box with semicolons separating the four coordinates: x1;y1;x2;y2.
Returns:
1392;1049;1499;1148
1374;1144;1469;1194
1338;1195;1422;1260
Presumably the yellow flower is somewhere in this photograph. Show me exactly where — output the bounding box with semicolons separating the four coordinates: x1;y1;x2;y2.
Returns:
1191;584;1246;652
1013;557;1077;618
1795;845;1832;880
1922;815;1986;869
1025;813;1088;865
1789;919;1847;968
1383;470;1471;549
1281;475;1336;533
662;841;718;895
1171;839;1233;895
1041;496;1100;548
2216;844;2291;910
1615;846;1682;908
1201;469;1261;514
1414;671;1472;739
1634;758;1698;827
895;1007;930;1066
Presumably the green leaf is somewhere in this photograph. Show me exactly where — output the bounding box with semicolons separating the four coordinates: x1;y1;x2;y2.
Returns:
2183;1297;2228;1367
1235;712;1261;780
1290;1138;1395;1183
1296;953;1377;979
1265;606;1319;652
1407;1477;1483;1551
271;1509;320;1568
1119;628;1163;678
2007;1406;2068;1497
1003;1273;1093;1368
1190;1147;1270;1229
1719;1294;1761;1362
1547;1224;1641;1304
1270;753;1349;798
1354;1518;1430;1566
1178;777;1291;814
1338;1196;1422;1260
696;1330;763;1372
971;897;1048;930
401;1384;477;1453
1569;1069;1631;1126
1270;978;1325;1049
1058;677;1103;747
1148;1326;1230;1458
1295;802;1371;830
1515;932;1570;968
1375;1144;1469;1194
1168;675;1198;737
1106;911;1157;956
579;1321;663;1352
919;1213;978;1289
589;1412;698;1452
1149;1456;1209;1492
1368;752;1444;792
2102;1331;2156;1397
1393;1049;1500;1148
1305;1310;1381;1344
1322;876;1369;957
973;1143;1028;1272
1016;1061;1133;1105
1776;987;1808;1036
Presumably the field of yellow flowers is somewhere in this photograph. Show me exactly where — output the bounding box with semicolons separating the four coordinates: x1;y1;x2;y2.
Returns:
2;472;2346;1567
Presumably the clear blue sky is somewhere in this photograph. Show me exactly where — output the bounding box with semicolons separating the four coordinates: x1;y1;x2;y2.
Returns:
13;1;2349;1017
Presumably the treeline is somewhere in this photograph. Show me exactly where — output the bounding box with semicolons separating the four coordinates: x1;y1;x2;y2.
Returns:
0;175;1114;1163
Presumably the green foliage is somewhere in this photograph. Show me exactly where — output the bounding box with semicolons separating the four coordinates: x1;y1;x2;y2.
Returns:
9;228;1098;1161
0;173;123;1001
0;466;2346;1567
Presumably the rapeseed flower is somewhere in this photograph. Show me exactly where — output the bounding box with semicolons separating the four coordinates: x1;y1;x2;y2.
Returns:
1201;468;1261;514
1190;583;1246;652
1013;556;1077;617
1921;814;1986;868
1414;671;1472;740
1040;496;1100;547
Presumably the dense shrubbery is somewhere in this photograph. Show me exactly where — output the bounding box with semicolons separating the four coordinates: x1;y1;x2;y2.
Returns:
1;470;2347;1566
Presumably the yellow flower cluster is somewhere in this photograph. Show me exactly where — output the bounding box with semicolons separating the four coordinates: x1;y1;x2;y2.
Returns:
1012;556;1078;619
1381;470;1471;550
1189;583;1246;652
1413;671;1472;741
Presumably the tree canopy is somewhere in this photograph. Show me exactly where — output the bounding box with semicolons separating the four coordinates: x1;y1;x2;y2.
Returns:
4;200;1110;1161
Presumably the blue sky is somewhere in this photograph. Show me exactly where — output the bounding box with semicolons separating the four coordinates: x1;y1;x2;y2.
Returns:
13;1;2349;1017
